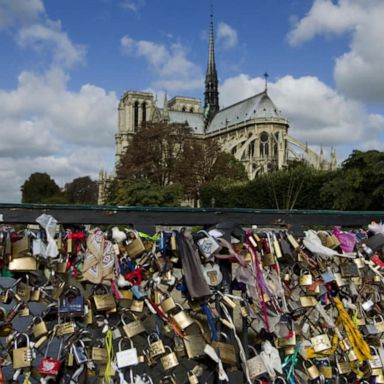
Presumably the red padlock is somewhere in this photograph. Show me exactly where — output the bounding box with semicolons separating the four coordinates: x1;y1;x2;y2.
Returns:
39;335;63;376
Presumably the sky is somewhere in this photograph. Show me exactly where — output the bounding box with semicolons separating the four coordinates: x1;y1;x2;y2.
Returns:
1;0;384;203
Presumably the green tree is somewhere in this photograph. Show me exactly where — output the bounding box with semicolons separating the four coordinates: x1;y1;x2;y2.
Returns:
21;172;62;203
112;121;247;206
64;176;98;204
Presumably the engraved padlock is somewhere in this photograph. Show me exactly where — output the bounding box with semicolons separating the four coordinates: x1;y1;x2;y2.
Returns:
147;333;166;359
160;346;179;371
336;355;351;374
299;269;313;286
121;312;146;338
116;337;139;368
130;299;144;313
318;358;333;379
125;229;146;258
13;333;32;369
91;342;108;364
160;294;177;313
310;334;332;353
245;345;267;380
183;321;207;359
171;304;194;330
93;285;116;312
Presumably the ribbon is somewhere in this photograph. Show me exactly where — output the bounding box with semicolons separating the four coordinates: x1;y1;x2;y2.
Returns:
334;296;372;363
124;268;144;285
36;214;59;258
201;303;218;341
137;231;160;241
104;329;114;383
22;371;31;384
282;343;301;384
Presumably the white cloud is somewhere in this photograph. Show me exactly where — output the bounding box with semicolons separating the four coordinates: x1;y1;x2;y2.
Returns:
17;21;86;68
0;0;44;29
120;0;145;13
120;35;203;92
0;68;117;202
288;0;384;102
217;22;238;49
220;74;384;149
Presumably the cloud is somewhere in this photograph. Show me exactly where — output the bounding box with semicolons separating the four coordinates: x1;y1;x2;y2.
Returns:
120;0;145;13
288;0;384;102
217;22;238;49
220;74;384;151
121;35;203;92
0;0;45;29
17;21;86;68
0;67;117;202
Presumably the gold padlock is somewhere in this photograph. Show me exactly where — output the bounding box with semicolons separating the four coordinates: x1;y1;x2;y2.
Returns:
339;338;352;352
187;371;199;384
93;286;116;311
160;295;177;313
300;296;318;307
336;356;351;374
319;359;333;379
303;360;320;380
125;230;146;258
91;346;108;363
85;299;94;325
369;346;383;376
374;316;384;333
8;256;37;271
261;252;275;267
55;322;75;336
310;334;332;353
13;333;32;369
171;304;194;330
212;332;237;365
299;269;313;286
147;333;166;359
16;282;31;301
130;299;144;313
122;313;146;338
277;332;296;348
32;316;48;338
160;346;179;371
29;288;41;302
184;333;207;359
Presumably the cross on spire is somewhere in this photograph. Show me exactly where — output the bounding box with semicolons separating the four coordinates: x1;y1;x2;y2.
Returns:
264;72;269;92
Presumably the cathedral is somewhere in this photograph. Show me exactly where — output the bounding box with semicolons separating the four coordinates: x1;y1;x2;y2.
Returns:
98;15;336;204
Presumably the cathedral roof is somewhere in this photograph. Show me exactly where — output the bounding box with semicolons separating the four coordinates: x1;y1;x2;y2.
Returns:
168;111;205;134
206;91;282;134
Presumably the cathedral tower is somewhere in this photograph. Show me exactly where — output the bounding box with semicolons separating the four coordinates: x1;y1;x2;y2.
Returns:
204;13;219;126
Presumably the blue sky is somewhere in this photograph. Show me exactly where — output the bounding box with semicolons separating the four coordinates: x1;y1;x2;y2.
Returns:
1;0;384;202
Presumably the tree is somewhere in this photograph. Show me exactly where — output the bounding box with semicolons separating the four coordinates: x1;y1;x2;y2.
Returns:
113;121;247;206
21;172;62;203
64;176;98;204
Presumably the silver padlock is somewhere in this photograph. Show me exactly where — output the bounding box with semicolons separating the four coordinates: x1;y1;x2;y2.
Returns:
116;337;139;368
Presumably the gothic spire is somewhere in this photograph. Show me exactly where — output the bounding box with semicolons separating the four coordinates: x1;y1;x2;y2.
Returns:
204;12;219;126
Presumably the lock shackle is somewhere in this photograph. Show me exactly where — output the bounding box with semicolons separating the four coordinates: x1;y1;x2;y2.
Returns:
272;377;287;384
118;337;134;351
14;332;30;348
248;345;257;357
121;310;137;324
32;315;44;324
164;346;173;354
92;284;109;295
147;333;161;344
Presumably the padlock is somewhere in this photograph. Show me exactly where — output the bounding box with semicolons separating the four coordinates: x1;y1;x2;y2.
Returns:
369;346;383;376
122;312;146;338
125;230;146;258
55;256;68;273
59;286;84;316
130;299;145;313
93;285;116;311
55;321;75;336
318;358;332;379
303;360;320;380
212;332;237;365
12;233;30;256
160;374;179;384
310;334;332;353
360;321;379;336
8;256;38;271
116;337;139;368
13;333;32;369
160;346;179;371
245;345;267;380
334;272;348;287
347;348;358;362
160;294;177;313
34;334;48;350
340;261;360;278
375;316;384;333
354;257;365;269
147;333;166;359
336;355;352;374
91;344;108;364
51;278;66;300
16;281;31;302
173;336;186;359
29;287;41;301
201;262;223;286
261;251;276;267
171;304;194;330
19;303;30;317
339;338;352;352
287;234;300;249
39;335;63;376
299;296;318;307
0;288;12;304
184;333;207;359
73;340;88;365
84;299;94;325
277;332;296;348
196;230;221;259
299;269;313;286
32;316;48;338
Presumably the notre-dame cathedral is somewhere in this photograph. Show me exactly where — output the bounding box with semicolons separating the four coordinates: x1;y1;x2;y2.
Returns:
98;15;336;204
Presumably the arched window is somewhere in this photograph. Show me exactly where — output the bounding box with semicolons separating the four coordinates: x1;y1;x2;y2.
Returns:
134;101;139;131
274;132;279;156
249;140;255;157
259;131;269;158
182;106;186;112
142;102;147;125
190;107;194;113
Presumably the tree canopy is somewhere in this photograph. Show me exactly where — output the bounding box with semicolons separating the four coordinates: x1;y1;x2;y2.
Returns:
64;176;98;204
21;172;62;203
109;121;247;206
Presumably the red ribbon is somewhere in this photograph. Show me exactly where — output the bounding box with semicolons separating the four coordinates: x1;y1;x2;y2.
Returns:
124;268;144;285
67;231;86;253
